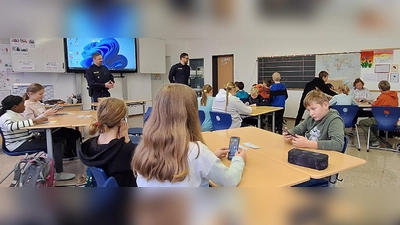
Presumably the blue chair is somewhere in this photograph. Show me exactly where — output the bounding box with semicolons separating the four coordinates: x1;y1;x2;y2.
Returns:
332;105;361;151
198;110;206;125
210;111;232;131
128;107;152;136
367;106;400;152
0;129;44;156
128;136;141;145
89;167;119;187
103;177;119;187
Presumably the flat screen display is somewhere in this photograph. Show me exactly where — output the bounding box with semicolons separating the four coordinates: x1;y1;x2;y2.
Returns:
64;38;137;73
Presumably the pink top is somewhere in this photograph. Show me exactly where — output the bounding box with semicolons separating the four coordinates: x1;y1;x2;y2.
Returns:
23;100;46;119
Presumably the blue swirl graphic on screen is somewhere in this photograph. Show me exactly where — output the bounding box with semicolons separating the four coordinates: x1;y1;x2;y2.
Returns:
80;38;128;70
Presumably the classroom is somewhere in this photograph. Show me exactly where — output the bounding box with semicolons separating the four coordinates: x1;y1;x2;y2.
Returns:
0;37;399;189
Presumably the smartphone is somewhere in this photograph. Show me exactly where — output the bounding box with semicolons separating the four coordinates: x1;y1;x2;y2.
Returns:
228;136;240;160
283;128;296;137
122;117;128;122
53;105;63;111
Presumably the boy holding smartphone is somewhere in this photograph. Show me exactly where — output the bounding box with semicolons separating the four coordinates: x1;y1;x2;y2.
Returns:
283;90;345;152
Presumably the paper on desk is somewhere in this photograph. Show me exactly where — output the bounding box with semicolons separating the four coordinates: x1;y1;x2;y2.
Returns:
77;115;85;118
243;142;260;149
43;120;57;124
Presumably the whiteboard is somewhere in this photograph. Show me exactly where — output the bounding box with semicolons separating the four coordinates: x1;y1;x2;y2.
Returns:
10;38;66;73
138;38;166;74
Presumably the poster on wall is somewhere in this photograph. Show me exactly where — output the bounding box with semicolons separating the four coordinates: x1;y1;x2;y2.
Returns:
391;64;398;72
390;73;399;83
377;73;388;82
375;64;390;73
361;51;374;68
374;50;394;64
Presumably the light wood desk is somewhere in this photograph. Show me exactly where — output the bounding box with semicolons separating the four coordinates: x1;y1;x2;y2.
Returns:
45;103;84;111
248;106;283;132
201;132;310;187
210;127;366;179
21;111;96;159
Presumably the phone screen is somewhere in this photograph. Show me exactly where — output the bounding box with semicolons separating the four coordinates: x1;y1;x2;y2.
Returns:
228;136;240;160
284;128;296;137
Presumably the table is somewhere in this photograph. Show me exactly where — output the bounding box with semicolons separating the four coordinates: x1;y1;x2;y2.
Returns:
248;106;283;132
201;132;310;187
21;111;97;159
210;127;366;180
91;99;151;123
45;103;83;111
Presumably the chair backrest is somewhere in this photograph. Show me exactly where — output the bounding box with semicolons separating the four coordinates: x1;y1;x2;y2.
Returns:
102;177;119;187
89;167;109;187
0;129;43;156
331;105;359;128
198;110;206;125
342;136;349;154
143;107;152;123
371;106;400;131
210;111;232;131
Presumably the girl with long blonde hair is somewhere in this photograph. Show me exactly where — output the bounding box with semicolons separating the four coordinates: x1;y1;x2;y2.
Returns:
197;84;214;131
212;82;253;128
132;84;246;187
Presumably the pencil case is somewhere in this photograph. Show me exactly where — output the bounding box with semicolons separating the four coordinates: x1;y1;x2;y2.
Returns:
288;148;329;170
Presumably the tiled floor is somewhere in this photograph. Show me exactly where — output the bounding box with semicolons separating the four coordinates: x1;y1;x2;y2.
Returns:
0;116;399;187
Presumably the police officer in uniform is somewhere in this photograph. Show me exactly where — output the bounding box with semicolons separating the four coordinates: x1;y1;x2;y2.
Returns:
168;52;191;86
85;52;115;102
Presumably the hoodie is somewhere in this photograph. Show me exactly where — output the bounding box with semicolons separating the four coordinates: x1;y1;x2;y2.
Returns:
290;109;345;152
372;91;399;107
212;89;252;128
79;137;137;187
302;78;337;99
269;83;288;107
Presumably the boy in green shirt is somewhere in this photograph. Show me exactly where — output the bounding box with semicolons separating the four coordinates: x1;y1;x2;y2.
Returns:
284;90;345;152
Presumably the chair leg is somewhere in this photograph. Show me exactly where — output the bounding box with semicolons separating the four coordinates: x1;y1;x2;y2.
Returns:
355;124;361;151
367;127;370;152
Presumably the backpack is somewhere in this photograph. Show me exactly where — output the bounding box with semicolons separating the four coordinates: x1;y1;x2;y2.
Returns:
10;155;55;187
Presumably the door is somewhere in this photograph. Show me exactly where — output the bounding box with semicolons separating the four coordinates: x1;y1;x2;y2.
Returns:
212;55;234;95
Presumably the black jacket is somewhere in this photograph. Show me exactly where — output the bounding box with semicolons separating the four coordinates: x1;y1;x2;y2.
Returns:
247;95;269;106
79;137;137;187
301;78;337;99
85;64;115;92
168;62;191;85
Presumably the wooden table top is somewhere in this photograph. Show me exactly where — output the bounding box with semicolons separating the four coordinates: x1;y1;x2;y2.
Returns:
202;132;310;187
209;127;366;179
91;99;151;106
21;111;97;129
249;106;283;116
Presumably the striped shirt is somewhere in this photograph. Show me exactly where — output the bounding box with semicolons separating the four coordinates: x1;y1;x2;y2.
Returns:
0;110;34;151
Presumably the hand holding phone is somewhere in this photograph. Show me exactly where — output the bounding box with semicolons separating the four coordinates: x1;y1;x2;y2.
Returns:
283;127;296;138
228;136;240;160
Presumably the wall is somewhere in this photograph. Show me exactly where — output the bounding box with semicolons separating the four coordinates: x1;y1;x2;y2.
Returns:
181;38;400;118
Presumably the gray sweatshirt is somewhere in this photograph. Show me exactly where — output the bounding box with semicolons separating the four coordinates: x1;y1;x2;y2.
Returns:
290;109;345;152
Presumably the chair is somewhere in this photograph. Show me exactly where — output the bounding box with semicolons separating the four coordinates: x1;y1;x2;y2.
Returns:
128;136;141;145
89;167;120;187
210;111;232;131
367;106;400;152
297;136;349;187
198;110;206;125
0;129;44;156
332;105;361;151
128;107;152;136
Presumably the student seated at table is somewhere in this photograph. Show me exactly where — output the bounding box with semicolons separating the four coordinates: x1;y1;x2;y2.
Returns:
132;84;246;187
212;82;253;128
350;78;373;103
359;81;399;147
22;83;81;158
269;72;288;134
329;84;358;106
283;90;345;152
235;81;249;102
256;79;272;101
78;98;137;187
0;95;75;181
197;84;214;132
244;86;269;128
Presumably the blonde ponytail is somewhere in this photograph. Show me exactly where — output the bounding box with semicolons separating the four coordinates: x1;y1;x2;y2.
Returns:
224;82;236;112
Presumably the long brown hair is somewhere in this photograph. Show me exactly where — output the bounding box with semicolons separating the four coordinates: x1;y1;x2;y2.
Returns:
23;83;44;100
131;84;204;183
225;82;236;111
200;84;213;106
88;98;127;135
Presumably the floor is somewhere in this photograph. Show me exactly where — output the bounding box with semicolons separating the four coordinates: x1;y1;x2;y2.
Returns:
0;116;399;187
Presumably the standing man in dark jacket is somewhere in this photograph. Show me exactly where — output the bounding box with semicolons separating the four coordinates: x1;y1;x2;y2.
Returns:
294;71;337;125
85;52;115;102
168;52;191;85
